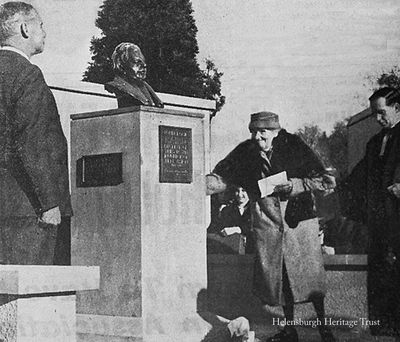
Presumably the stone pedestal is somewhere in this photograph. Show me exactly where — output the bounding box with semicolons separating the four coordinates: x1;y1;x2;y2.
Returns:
70;106;211;341
0;265;99;342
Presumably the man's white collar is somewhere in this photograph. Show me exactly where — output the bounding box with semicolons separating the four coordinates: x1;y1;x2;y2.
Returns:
1;46;30;61
392;117;400;129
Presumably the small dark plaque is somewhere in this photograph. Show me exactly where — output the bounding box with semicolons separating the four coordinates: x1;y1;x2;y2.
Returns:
159;125;192;183
76;153;123;187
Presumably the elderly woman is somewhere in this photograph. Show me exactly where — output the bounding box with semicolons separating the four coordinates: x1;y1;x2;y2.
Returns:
208;111;336;342
105;42;163;108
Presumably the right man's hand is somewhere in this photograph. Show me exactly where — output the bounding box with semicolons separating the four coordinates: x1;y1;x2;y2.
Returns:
40;206;61;226
388;183;400;198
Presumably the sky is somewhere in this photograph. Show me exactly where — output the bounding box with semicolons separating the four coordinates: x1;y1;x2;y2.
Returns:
5;0;400;164
191;0;400;162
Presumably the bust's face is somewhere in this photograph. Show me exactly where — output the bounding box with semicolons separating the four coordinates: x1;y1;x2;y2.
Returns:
126;58;147;80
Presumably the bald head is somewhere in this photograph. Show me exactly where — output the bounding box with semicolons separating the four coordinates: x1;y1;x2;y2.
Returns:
0;2;45;57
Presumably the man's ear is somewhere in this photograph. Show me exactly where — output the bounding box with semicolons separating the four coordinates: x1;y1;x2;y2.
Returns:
20;22;29;39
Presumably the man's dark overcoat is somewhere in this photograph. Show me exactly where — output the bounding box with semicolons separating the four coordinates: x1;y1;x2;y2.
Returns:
0;50;71;264
213;129;329;305
347;122;400;336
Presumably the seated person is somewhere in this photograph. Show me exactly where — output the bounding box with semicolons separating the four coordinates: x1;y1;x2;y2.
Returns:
105;42;163;108
208;185;254;253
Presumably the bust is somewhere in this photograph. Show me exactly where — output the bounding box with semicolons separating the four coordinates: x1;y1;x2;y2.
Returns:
105;42;163;108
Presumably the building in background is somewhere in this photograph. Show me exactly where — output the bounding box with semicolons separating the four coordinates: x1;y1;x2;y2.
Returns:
347;108;381;172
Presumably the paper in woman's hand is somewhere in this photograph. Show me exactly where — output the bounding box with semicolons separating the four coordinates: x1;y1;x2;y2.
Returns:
220;227;242;236
258;171;288;198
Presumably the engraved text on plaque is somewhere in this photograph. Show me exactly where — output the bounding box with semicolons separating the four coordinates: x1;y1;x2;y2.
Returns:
159;125;192;183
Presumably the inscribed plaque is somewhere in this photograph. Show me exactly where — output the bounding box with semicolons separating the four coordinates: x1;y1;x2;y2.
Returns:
159;125;192;183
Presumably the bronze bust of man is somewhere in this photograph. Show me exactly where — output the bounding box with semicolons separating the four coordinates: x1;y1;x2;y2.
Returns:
105;42;163;108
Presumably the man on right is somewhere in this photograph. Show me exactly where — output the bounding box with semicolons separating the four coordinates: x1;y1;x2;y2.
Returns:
347;87;400;338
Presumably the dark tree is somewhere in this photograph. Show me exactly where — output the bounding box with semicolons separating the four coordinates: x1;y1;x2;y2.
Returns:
365;66;400;93
326;120;348;178
83;0;224;112
296;124;331;168
376;66;400;89
201;59;225;115
296;121;349;178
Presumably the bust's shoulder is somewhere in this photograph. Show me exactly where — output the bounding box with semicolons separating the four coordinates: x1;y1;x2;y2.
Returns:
105;76;144;94
105;76;127;91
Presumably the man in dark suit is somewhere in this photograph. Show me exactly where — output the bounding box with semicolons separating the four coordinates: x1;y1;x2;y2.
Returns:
0;2;72;265
347;87;400;339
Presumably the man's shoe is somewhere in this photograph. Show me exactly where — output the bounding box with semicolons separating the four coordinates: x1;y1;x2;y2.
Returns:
319;326;336;342
266;327;298;342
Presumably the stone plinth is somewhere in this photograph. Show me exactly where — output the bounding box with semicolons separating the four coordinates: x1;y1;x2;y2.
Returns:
71;106;212;341
0;266;99;342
